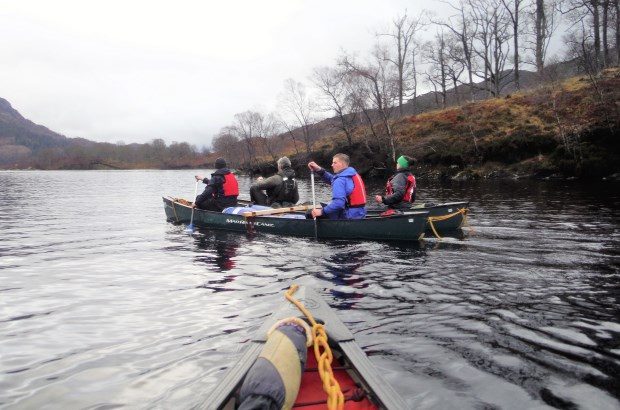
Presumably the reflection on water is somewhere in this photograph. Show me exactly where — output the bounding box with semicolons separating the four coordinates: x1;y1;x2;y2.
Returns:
194;231;240;291
0;170;618;409
194;231;239;272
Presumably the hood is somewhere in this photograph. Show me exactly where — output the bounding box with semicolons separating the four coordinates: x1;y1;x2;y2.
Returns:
336;166;358;177
212;167;231;176
280;167;296;178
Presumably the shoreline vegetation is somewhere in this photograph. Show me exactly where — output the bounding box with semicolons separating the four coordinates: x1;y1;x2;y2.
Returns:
3;2;620;182
292;68;619;182
1;69;618;181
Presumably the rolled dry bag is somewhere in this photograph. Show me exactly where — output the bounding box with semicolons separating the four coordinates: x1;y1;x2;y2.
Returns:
238;318;311;410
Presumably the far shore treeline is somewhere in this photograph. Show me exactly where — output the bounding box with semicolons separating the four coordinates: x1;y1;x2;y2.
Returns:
1;3;619;180
1;69;617;180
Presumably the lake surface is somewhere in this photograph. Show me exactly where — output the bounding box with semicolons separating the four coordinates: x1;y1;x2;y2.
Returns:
0;170;618;409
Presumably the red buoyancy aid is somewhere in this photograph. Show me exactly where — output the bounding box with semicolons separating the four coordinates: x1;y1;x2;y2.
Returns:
347;173;367;207
222;173;239;197
386;173;416;202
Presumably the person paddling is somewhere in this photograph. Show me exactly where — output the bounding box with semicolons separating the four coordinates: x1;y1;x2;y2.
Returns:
375;155;416;212
307;153;367;220
194;157;239;211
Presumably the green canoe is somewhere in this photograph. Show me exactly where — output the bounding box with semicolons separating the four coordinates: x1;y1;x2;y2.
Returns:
235;199;469;235
163;196;428;241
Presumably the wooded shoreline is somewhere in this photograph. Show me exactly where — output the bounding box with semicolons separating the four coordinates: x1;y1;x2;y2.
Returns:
1;69;618;180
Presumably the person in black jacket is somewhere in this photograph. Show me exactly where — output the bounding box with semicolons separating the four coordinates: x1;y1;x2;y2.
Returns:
250;156;299;207
194;157;239;212
375;155;417;211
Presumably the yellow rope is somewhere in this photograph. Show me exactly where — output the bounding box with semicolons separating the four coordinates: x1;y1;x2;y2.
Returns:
285;285;345;410
427;207;469;239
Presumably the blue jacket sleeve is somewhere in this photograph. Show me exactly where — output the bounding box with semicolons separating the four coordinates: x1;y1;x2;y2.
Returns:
323;176;347;215
317;168;334;184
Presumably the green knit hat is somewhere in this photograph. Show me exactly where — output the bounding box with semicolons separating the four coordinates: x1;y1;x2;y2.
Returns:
396;155;409;168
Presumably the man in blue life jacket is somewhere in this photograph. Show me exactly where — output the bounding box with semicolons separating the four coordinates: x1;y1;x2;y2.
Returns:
375;155;417;211
307;153;367;220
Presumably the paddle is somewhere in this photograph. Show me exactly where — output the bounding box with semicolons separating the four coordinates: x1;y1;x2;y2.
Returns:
241;204;319;218
311;171;318;239
186;180;199;233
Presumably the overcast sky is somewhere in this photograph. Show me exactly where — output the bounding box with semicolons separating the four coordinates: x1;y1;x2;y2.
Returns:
1;1;456;147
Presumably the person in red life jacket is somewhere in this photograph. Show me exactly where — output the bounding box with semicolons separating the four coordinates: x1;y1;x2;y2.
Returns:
375;155;416;211
307;153;367;220
193;157;239;212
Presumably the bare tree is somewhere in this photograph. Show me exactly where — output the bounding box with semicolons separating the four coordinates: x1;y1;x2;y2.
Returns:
278;79;317;154
560;0;603;72
348;75;380;154
500;0;527;89
233;111;261;166
423;30;450;108
470;0;514;96
252;112;280;162
212;126;243;167
600;0;619;66
530;0;559;75
277;118;301;155
340;46;399;162
601;0;610;65
616;0;620;64
410;37;422;112
377;11;427;115
435;0;478;101
311;66;357;146
446;38;468;103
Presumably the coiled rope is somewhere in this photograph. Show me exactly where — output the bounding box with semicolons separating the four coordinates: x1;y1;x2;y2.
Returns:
285;285;345;410
427;207;469;239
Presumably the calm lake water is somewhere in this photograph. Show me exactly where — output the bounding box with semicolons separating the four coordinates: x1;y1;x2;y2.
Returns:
0;170;618;409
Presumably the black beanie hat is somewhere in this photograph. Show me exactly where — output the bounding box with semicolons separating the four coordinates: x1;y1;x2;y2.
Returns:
215;157;227;169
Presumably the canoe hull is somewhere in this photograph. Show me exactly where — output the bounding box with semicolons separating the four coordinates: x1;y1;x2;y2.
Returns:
365;201;469;232
163;196;427;241
205;286;408;410
418;201;469;232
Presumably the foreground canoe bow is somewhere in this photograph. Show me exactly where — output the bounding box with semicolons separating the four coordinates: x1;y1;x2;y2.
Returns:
205;286;408;409
163;196;428;241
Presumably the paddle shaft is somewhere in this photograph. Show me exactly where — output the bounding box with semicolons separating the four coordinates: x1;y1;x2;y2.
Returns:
188;180;199;228
311;171;318;239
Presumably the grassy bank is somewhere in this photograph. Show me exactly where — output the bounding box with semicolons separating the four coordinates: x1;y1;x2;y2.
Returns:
279;68;619;181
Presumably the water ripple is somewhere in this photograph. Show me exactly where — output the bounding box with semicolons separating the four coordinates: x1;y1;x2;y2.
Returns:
0;171;618;409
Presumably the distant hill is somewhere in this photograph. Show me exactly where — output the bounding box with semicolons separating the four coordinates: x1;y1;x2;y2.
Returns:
0;98;71;165
0;98;205;170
